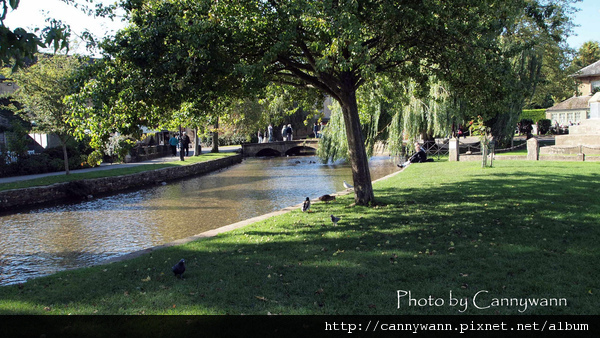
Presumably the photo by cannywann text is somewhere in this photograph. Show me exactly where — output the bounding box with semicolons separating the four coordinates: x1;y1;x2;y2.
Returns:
397;290;568;313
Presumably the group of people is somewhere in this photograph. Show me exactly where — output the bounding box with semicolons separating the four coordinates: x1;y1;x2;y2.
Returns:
169;132;191;157
257;123;294;143
256;121;328;143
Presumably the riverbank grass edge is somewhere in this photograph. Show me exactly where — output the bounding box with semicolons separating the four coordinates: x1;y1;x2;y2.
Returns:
0;153;235;192
0;160;598;315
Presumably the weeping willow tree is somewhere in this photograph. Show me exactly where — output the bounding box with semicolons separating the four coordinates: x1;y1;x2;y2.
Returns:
318;77;460;163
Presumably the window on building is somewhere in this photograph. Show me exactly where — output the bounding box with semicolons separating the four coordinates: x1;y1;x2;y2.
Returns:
592;80;600;93
574;112;581;122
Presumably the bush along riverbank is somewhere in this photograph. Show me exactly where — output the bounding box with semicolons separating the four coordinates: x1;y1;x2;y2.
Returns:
0;153;241;212
0;160;598;315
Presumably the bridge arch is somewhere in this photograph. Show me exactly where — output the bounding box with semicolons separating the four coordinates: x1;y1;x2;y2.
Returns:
284;146;317;156
256;148;282;157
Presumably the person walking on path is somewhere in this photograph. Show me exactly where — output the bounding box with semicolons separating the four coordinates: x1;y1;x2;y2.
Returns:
313;121;320;138
181;132;191;157
169;133;179;156
286;124;293;141
281;124;287;141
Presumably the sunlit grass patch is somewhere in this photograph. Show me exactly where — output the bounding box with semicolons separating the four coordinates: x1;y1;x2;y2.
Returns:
0;160;598;315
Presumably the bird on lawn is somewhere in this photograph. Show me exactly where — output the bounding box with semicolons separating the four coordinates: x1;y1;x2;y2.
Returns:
330;214;340;226
172;259;186;278
302;197;311;212
318;194;336;203
343;180;353;189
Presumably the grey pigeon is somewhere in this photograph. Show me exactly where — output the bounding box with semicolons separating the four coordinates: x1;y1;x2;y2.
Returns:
302;197;311;212
330;214;340;226
172;259;185;278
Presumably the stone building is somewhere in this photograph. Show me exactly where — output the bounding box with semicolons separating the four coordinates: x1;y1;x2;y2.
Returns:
545;59;600;126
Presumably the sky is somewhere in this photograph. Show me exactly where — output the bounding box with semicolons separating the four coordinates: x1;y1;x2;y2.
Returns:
2;0;600;54
3;0;127;55
566;0;600;49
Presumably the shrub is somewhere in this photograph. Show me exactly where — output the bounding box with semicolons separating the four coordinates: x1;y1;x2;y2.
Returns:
537;119;552;135
87;150;104;167
20;154;51;175
0;161;20;177
105;134;135;163
49;158;66;172
518;119;534;135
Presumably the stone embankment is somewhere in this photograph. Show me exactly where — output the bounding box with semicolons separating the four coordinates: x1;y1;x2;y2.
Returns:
0;154;242;213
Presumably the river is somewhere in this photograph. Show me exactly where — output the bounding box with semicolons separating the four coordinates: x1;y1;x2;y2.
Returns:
0;155;399;286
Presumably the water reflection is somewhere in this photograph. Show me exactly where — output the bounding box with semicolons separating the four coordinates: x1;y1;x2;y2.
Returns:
0;156;399;285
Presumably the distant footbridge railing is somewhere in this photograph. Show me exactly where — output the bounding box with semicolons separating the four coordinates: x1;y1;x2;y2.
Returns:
241;139;319;157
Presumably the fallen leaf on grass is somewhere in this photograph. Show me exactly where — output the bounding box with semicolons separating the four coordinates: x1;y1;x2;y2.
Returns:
141;276;151;282
368;304;377;309
255;296;278;303
315;288;324;295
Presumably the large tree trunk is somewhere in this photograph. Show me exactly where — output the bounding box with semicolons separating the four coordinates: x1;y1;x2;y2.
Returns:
338;90;375;206
62;142;70;175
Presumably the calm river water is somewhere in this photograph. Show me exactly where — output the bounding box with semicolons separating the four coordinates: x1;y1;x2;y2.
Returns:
0;155;399;286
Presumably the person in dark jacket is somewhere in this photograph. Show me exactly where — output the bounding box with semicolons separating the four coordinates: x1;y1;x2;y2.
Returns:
398;142;428;168
181;132;191;156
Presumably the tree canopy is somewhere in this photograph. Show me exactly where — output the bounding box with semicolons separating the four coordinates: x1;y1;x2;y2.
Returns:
73;0;575;205
12;54;84;174
1;0;71;69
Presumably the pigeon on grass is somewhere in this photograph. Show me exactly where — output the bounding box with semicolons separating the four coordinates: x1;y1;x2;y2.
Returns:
172;259;186;278
330;215;340;226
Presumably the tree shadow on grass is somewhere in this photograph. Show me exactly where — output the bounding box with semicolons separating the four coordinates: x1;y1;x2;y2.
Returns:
0;164;598;315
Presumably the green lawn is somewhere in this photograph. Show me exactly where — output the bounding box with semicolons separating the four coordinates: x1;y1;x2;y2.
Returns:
0;160;598;315
0;153;235;192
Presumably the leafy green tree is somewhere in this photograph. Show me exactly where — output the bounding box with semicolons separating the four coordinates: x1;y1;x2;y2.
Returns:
12;54;84;174
473;0;578;146
526;41;576;108
571;41;600;70
87;0;544;206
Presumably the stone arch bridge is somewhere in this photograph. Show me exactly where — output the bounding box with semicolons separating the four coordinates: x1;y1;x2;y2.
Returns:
242;139;319;157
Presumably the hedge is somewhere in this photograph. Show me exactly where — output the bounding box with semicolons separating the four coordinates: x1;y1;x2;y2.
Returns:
521;109;547;123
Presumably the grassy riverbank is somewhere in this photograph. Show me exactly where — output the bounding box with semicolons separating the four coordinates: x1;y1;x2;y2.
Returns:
0;153;235;192
0;160;598;315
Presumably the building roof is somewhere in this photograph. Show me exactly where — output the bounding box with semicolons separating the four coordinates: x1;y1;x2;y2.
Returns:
546;95;591;111
572;59;600;78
